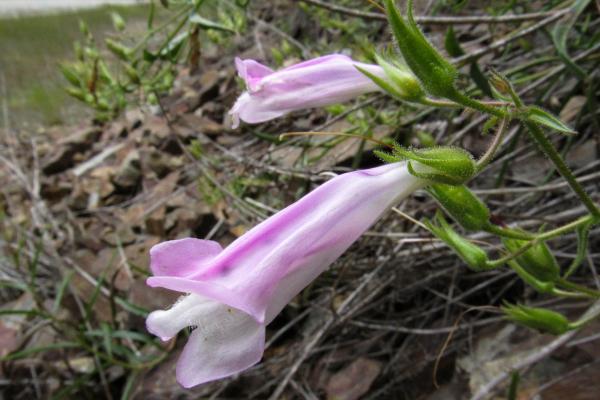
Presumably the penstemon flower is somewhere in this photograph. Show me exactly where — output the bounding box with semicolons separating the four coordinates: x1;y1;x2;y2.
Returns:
145;162;425;387
229;54;387;128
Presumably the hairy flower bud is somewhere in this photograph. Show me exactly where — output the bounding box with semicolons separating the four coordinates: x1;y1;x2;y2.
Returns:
428;184;489;231
384;0;458;99
502;302;572;335
503;238;560;282
425;212;489;271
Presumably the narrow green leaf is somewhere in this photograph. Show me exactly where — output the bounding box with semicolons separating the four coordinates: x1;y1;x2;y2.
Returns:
189;14;236;33
147;0;155;28
1;342;80;361
551;0;590;79
469;63;493;98
527;106;576;135
444;26;464;57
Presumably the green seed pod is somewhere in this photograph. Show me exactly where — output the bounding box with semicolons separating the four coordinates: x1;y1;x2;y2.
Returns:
428;184;490;231
503;238;560;282
425;212;489;271
502;302;571;335
384;0;458;99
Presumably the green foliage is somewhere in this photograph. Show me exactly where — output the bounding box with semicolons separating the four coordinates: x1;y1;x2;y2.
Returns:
61;0;245;120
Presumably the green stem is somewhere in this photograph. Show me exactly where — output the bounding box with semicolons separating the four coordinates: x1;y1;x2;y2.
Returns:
569;305;600;329
476;116;510;172
551;288;591;299
484;223;534;240
557;278;600;298
524;121;600;218
420;97;510;109
132;4;193;54
447;90;507;118
487;215;594;268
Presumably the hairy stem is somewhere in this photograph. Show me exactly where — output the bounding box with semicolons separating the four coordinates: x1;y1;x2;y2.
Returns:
524;121;600;218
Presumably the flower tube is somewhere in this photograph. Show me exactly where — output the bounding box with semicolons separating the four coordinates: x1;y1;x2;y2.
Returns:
145;162;425;387
229;54;386;127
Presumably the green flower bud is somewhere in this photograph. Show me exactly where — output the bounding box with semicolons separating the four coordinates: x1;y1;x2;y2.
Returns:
502;302;572;335
425;212;490;271
384;0;458;99
65;87;92;103
508;260;554;294
395;146;476;185
125;64;141;84
428;184;489;231
60;64;82;86
503;238;560;282
105;38;133;61
111;12;126;32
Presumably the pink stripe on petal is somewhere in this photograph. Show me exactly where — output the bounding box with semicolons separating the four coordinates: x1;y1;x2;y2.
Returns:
150;238;222;277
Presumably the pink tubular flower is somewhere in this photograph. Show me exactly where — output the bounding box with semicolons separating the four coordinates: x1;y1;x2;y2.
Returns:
145;162;425;388
229;54;386;128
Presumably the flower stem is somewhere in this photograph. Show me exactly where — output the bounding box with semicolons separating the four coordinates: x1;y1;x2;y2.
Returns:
484;223;533;240
524;121;600;218
557;278;600;298
476;116;510;172
447;90;507;118
487;215;594;268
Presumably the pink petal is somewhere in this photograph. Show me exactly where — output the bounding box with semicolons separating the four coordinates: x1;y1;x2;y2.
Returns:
235;57;274;92
150;238;223;278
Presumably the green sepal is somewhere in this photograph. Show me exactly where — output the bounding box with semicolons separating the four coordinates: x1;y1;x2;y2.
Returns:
503;237;560;283
501;302;572;335
356;65;408;102
374;55;424;101
428;184;490;231
384;0;458;99
373;149;402;164
394;145;476;185
424;212;490;271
